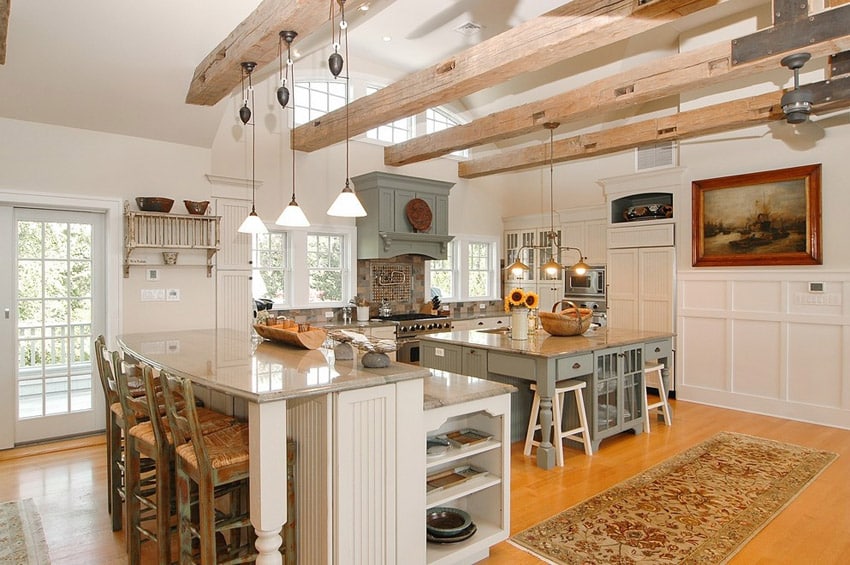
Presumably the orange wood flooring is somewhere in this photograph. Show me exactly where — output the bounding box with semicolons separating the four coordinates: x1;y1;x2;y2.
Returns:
1;399;848;564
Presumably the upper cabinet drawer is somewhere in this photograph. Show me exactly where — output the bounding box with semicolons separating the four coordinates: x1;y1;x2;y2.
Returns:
608;223;674;248
556;353;594;379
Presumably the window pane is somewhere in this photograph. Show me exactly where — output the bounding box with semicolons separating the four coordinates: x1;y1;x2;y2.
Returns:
253;233;287;302
308;234;344;303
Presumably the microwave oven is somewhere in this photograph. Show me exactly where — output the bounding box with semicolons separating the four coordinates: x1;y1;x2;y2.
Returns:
565;266;606;297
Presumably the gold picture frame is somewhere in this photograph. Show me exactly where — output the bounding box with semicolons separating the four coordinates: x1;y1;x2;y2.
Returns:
692;164;822;267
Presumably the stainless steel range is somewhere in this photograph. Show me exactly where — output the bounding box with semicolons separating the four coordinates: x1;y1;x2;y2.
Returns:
371;313;453;364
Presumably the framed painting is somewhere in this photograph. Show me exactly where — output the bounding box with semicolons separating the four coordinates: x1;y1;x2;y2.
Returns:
692;164;822;267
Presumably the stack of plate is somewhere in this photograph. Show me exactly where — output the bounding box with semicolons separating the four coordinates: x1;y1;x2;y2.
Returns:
426;507;477;544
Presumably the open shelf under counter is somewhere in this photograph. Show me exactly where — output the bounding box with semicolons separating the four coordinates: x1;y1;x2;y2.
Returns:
426;517;505;565
426;438;500;469
426;471;502;509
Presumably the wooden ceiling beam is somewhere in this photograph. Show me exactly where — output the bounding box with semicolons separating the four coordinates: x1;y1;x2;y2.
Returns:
185;0;341;106
457;90;797;178
0;0;10;65
386;13;850;166
292;0;725;152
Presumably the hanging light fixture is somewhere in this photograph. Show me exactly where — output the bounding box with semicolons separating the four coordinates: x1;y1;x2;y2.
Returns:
327;0;367;218
506;122;588;276
276;31;310;227
237;61;268;234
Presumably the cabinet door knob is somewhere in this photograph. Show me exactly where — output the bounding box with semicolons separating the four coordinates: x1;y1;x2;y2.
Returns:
572;362;581;369
654;347;661;353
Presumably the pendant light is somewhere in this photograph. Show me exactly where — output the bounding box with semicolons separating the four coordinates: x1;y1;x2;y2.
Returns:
237;61;268;234
326;0;367;218
506;122;588;276
540;122;563;276
276;30;310;227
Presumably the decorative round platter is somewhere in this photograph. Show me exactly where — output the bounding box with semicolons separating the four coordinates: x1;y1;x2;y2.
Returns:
405;198;433;232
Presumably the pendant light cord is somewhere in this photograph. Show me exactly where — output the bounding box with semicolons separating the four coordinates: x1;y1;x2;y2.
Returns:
343;1;350;185
290;40;297;202
251;70;256;214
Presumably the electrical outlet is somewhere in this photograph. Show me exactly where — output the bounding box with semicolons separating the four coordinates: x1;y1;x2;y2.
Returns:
166;288;181;301
435;347;445;357
324;311;334;319
479;303;486;310
141;288;166;302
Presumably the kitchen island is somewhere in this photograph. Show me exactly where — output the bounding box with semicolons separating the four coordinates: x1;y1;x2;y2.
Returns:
118;328;430;564
419;327;674;469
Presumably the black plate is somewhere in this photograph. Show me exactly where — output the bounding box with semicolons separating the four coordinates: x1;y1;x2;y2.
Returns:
426;522;477;544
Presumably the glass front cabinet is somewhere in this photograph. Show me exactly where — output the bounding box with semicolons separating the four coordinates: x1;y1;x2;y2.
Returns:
590;344;645;451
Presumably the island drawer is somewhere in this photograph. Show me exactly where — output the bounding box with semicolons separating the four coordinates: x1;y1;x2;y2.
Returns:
644;339;672;361
556;354;594;379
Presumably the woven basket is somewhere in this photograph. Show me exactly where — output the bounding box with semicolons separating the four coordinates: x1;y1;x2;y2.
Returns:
539;308;593;336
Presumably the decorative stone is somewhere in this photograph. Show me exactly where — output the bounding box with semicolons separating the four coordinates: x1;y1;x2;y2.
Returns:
333;342;354;360
361;351;390;368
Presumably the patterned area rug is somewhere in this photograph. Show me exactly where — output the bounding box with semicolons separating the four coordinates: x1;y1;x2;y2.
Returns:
0;498;50;564
511;432;837;564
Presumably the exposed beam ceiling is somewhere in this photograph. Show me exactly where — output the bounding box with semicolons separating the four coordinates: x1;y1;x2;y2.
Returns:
457;89;850;178
0;0;9;65
385;31;850;166
291;0;726;152
185;0;345;106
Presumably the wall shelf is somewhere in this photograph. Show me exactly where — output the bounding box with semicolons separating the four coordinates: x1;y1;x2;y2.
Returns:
123;202;221;277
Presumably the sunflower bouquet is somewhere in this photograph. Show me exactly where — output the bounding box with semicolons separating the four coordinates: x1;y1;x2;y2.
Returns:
504;287;539;312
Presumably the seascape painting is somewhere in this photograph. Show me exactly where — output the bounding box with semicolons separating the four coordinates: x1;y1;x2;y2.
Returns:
692;164;822;267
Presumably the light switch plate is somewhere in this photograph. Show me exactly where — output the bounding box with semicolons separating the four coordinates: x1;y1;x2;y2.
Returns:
324;311;334;319
479;303;486;309
166;289;181;301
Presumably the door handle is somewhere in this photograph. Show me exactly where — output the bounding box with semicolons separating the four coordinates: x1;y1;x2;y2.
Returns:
4;308;9;319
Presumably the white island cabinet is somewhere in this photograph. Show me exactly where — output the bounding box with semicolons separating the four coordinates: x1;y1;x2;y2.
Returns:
423;371;513;564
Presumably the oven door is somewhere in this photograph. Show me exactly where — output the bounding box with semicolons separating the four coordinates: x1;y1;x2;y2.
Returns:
396;338;420;365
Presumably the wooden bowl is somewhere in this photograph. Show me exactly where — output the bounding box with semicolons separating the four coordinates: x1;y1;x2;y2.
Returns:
539;309;593;336
135;197;174;213
183;200;210;215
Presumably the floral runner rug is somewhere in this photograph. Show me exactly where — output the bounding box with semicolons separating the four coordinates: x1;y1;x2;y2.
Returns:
0;498;50;564
511;431;836;564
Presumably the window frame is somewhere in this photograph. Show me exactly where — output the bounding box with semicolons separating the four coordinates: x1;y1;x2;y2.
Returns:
253;223;356;310
426;234;500;302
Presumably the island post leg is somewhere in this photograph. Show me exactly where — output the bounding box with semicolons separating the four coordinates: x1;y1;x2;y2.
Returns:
536;377;557;470
248;399;287;565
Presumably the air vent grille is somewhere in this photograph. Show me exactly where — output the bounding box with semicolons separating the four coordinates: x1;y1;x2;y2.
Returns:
455;21;483;36
636;141;677;171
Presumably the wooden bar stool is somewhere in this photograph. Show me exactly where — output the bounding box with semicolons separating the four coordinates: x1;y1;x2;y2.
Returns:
524;379;593;466
94;336;148;532
160;371;256;565
643;362;672;433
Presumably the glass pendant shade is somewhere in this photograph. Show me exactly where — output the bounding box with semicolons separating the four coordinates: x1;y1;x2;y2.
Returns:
571;258;590;275
507;258;530;276
542;257;562;276
276;198;310;227
327;182;366;217
238;210;267;234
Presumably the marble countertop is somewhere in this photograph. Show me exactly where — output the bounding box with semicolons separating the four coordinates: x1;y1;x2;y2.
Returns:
118;329;429;403
420;327;674;358
423;370;516;410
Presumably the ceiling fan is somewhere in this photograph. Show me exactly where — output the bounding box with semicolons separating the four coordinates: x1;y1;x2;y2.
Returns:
779;50;850;125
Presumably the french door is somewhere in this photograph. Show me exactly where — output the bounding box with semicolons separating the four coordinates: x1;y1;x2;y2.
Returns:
1;206;106;445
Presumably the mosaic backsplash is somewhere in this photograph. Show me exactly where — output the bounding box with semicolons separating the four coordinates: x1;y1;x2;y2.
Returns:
370;263;412;302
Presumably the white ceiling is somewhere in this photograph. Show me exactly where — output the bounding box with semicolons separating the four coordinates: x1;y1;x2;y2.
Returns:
0;0;571;148
0;0;776;150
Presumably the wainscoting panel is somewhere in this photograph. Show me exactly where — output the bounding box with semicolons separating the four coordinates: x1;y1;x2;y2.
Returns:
678;272;850;430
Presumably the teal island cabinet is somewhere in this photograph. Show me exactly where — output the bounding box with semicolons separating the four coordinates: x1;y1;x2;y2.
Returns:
419;327;673;469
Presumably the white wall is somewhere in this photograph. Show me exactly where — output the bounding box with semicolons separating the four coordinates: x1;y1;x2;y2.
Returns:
0;117;217;335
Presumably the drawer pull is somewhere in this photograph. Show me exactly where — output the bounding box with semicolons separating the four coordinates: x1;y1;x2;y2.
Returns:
477;321;484;326
654;347;661;353
572;362;581;369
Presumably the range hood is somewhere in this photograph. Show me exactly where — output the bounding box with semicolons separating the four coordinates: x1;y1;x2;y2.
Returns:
352;171;454;260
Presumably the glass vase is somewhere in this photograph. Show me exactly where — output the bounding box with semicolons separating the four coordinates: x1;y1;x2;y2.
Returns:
511;307;529;340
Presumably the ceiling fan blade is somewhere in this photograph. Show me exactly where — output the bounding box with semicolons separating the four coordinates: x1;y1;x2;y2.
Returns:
0;0;10;65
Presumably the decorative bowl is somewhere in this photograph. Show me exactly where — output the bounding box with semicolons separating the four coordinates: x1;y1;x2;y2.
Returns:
623;203;672;221
183;200;210;215
426;507;472;538
136;197;175;213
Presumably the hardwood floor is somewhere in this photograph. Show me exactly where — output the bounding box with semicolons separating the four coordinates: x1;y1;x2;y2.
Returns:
1;399;848;564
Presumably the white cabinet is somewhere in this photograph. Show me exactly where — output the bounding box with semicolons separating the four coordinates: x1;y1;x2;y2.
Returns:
607;245;675;334
561;218;608;265
504;227;562;310
424;392;511;564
